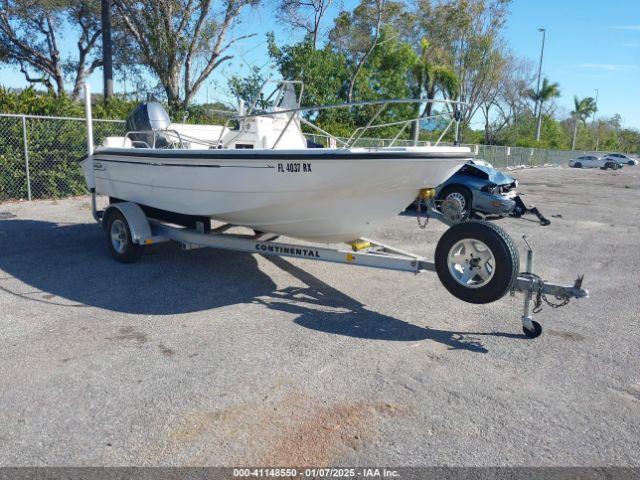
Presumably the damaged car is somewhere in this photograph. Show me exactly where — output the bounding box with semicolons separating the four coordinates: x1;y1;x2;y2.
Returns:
435;160;550;225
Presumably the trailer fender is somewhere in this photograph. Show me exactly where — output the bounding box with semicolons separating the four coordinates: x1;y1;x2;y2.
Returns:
102;202;152;245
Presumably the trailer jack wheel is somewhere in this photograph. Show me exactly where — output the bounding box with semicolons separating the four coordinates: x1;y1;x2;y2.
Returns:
522;319;543;338
435;221;519;304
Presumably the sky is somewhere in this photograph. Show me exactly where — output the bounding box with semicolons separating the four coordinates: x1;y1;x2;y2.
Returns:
1;0;639;128
502;0;640;128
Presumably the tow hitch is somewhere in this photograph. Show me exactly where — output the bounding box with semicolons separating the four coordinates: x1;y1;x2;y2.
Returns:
511;195;551;226
514;236;588;337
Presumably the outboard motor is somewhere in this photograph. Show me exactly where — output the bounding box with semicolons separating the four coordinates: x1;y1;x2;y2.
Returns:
125;102;171;148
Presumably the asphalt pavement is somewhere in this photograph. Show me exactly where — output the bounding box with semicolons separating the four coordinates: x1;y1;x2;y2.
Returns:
0;166;638;466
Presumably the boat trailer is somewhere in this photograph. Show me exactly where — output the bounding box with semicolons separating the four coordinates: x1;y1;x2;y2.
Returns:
95;199;588;339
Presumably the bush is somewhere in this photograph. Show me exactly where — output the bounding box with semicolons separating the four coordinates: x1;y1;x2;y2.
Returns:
0;87;131;200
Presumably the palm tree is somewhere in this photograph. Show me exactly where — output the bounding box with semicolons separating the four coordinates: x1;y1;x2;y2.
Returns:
409;38;460;144
527;77;560;142
571;95;597;150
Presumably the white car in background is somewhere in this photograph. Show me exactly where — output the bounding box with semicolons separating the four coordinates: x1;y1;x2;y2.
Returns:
569;155;620;169
603;153;638;166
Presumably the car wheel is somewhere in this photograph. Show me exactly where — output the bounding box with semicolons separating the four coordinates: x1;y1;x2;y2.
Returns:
574;162;582;168
629;161;635;166
439;185;472;219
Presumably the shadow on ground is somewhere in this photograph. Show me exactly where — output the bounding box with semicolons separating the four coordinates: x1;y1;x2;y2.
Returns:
0;219;500;352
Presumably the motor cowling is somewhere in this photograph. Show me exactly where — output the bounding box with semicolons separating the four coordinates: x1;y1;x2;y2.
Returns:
125;102;171;148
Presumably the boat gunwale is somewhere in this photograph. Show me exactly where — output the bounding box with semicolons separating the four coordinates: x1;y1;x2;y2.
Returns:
83;147;474;163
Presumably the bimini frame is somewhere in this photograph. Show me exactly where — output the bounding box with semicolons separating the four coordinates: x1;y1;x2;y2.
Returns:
215;80;467;150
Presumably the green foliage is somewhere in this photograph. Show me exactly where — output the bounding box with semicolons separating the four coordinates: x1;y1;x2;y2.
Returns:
527;78;560;105
228;67;269;109
0;111;127;201
496;113;569;149
269;33;348;108
268;33;352;134
268;28;420;137
0;86;83;116
0;86;242;201
571;96;597;122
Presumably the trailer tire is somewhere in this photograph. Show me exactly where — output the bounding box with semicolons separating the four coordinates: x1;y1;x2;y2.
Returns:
435;221;519;304
105;210;145;263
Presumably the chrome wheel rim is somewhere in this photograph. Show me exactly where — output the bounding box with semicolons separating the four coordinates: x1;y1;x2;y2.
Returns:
446;192;466;210
447;238;495;289
110;219;128;254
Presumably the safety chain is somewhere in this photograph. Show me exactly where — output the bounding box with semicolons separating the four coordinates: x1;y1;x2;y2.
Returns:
416;199;429;229
528;273;571;313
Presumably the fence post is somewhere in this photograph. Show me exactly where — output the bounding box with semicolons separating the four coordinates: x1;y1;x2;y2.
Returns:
21;115;32;201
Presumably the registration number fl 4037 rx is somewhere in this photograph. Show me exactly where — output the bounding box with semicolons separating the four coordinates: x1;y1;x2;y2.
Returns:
277;162;312;173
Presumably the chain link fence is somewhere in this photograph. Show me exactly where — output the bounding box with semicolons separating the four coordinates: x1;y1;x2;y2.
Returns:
0;113;125;202
307;134;603;169
1;113;609;202
469;144;601;169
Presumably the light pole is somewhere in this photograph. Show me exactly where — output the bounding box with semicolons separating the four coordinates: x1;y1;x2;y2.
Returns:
101;0;113;101
593;88;599;150
535;28;546;142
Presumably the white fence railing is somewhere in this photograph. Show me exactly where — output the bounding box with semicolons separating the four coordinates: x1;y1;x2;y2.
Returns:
0;112;611;202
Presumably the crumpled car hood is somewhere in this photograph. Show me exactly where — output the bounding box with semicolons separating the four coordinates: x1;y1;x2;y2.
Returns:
470;164;515;185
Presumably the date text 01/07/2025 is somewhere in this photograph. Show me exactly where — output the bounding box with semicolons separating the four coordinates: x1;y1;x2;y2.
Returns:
277;163;312;173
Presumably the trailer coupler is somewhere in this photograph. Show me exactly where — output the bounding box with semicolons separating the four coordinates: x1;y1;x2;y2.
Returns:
512;236;588;337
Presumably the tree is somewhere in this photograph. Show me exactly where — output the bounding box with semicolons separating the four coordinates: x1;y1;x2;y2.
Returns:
570;95;597;150
228;66;268;109
0;0;104;99
409;38;459;143
268;33;347;109
275;0;336;49
113;0;259;110
478;54;533;144
328;0;407;101
416;0;510;137
268;33;351;134
497;55;534;125
526;77;560;142
268;29;417;137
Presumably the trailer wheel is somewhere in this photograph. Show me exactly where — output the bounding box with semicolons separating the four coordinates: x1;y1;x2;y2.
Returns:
105;210;144;263
435;221;519;304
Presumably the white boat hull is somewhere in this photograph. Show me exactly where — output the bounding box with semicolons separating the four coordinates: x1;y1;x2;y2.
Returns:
82;147;471;242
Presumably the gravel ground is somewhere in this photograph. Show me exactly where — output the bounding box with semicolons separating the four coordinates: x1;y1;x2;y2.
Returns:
0;166;638;467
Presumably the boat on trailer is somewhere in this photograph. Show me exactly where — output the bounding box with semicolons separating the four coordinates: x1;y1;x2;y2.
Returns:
79;81;588;338
81;82;472;242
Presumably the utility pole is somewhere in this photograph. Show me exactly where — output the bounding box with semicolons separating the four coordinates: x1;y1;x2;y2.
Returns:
101;0;114;102
534;28;546;142
593;88;599;151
